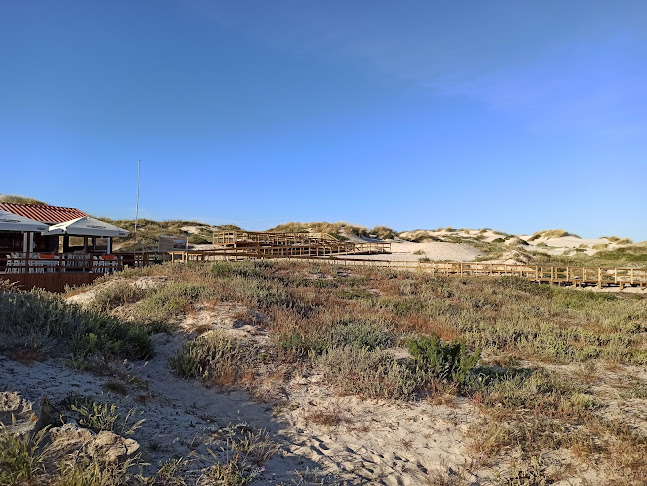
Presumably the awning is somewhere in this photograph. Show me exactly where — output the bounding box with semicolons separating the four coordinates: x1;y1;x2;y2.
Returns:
42;217;129;237
0;209;49;232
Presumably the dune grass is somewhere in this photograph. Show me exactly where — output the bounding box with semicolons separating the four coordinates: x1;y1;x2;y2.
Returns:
5;259;645;483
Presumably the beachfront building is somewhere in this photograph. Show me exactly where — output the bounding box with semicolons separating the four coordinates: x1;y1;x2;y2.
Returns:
0;202;129;291
0;202;87;254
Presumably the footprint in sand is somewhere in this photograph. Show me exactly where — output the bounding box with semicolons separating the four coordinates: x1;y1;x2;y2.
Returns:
309;444;324;456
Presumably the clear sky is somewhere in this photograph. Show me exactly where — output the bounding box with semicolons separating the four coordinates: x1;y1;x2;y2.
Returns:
1;1;646;239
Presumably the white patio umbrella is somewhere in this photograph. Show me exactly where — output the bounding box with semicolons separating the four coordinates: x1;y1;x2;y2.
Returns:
0;210;49;232
0;210;49;252
42;217;129;237
42;217;129;254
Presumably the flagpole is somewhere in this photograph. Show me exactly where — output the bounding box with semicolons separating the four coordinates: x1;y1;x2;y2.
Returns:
134;160;141;264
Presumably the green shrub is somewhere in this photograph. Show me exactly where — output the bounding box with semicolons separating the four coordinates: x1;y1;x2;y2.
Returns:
407;334;480;385
135;283;210;323
0;291;153;360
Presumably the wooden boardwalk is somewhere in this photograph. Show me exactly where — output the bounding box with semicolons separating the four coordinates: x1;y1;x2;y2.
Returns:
3;231;644;292
296;258;647;289
209;231;390;257
159;249;646;290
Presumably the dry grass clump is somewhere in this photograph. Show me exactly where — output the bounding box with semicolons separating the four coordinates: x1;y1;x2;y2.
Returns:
0;426;49;485
468;361;647;483
0;194;48;205
528;229;581;241
316;346;420;399
0;279;19;293
267;220;396;240
0;423;143;486
88;279;146;313
169;330;260;387
202;422;280;485
305;408;352;428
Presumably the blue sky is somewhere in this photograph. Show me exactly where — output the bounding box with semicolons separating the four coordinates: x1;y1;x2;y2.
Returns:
1;1;646;239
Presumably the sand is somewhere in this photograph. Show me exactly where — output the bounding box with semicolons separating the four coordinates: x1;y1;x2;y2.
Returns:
0;296;486;485
338;240;483;263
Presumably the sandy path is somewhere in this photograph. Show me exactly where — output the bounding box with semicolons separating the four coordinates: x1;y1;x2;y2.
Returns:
0;329;487;485
341;241;483;263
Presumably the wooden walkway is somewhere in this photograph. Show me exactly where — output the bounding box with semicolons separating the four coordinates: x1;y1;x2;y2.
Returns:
209;231;390;257
158;248;646;290
296;258;647;289
3;237;644;292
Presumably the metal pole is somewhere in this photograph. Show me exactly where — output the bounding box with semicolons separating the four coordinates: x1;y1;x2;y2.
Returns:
134;160;141;263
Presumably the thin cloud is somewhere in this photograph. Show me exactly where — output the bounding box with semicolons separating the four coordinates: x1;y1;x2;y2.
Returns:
439;38;647;137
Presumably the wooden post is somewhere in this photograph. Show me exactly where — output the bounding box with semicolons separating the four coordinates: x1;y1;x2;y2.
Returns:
598;268;602;289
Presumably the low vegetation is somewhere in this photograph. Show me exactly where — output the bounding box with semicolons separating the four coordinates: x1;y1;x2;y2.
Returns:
0;289;154;362
3;256;647;483
0;194;48;205
528;229;581;241
267;221;396;240
98;218;242;251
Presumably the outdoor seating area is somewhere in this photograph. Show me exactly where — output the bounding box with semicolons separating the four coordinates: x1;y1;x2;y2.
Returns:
2;252;123;274
0;203;129;291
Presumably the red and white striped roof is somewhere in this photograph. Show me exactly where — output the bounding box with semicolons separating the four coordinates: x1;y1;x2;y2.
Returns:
0;202;88;224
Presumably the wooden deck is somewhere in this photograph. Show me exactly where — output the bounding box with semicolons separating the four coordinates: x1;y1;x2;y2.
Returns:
0;253;125;292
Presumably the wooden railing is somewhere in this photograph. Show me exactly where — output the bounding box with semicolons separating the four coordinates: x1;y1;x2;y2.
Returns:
0;253;125;293
0;253;124;274
155;249;646;289
289;258;646;289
